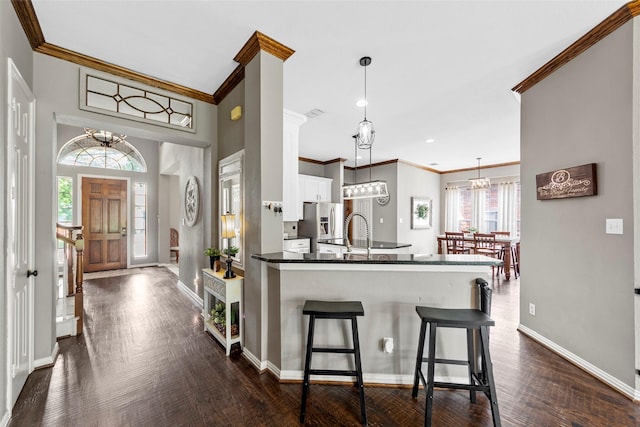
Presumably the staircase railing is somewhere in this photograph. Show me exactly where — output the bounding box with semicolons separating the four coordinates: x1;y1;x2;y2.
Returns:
56;223;84;334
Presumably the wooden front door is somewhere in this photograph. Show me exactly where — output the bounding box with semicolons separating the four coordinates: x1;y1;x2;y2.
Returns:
82;177;127;272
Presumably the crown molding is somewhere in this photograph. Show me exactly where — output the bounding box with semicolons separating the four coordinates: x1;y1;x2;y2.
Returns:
214;31;295;104
37;42;214;103
214;65;245;104
444;161;520;174
12;1;295;105
234;31;295;66
397;159;442;174
11;0;44;49
12;0;214;103
512;1;639;94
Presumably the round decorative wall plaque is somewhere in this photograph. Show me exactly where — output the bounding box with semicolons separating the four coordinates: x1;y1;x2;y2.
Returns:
184;176;199;227
376;194;390;206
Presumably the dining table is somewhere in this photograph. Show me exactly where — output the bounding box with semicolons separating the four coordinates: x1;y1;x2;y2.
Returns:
436;234;520;280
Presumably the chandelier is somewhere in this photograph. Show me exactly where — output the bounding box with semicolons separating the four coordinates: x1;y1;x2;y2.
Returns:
84;128;126;148
468;157;491;190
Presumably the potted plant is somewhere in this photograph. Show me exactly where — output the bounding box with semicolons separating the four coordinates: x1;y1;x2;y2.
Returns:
204;247;221;271
223;246;239;258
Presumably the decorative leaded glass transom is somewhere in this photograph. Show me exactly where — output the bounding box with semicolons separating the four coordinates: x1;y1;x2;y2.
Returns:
57;133;147;172
80;70;194;132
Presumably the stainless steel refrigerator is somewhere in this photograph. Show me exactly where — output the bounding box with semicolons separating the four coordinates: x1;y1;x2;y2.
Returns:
298;202;344;252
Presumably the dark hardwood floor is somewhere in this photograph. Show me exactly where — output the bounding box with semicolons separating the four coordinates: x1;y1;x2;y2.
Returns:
9;267;640;426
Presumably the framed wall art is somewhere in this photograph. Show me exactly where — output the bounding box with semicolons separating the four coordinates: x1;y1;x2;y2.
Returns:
411;197;432;229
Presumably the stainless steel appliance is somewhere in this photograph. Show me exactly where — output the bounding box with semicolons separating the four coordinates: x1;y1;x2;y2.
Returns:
299;202;344;252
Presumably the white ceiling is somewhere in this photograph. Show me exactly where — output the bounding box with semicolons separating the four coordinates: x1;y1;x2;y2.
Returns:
32;0;626;171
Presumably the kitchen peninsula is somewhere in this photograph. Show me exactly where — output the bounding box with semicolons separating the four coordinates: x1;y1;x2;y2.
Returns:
317;238;411;255
252;252;501;386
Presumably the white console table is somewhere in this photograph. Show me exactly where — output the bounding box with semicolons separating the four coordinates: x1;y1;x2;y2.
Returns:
202;269;243;356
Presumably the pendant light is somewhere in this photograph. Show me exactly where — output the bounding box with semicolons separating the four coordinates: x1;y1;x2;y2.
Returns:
468;157;491;190
342;136;389;200
356;56;375;149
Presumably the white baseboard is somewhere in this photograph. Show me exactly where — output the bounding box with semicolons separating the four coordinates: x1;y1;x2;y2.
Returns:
242;347;268;371
34;342;59;369
266;361;281;378
176;280;203;307
1;409;10;427
277;369;464;386
518;324;639;400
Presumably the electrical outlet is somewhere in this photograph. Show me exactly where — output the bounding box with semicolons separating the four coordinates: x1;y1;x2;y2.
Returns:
382;337;394;353
529;303;536;316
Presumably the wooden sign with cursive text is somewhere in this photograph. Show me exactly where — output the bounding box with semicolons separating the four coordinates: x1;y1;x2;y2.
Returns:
536;163;597;200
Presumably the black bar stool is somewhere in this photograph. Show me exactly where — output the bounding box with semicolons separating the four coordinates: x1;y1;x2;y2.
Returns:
300;300;366;425
412;278;500;426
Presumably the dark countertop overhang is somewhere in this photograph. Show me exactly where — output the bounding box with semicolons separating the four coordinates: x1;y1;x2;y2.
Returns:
252;252;502;266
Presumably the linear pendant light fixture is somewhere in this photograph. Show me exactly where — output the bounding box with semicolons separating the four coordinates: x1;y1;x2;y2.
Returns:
469;157;491;190
342;137;389;200
343;56;388;200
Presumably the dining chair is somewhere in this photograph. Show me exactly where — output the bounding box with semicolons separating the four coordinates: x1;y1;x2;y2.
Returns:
474;233;501;276
491;231;519;278
445;232;471;254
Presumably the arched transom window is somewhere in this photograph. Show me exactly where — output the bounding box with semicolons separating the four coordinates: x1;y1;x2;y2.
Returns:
57;129;147;172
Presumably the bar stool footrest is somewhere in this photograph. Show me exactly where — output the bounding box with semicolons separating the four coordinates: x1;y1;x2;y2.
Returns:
312;347;355;354
310;369;359;377
420;357;469;366
433;381;490;392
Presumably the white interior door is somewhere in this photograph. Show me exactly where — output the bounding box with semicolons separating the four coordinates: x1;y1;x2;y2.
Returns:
7;58;35;408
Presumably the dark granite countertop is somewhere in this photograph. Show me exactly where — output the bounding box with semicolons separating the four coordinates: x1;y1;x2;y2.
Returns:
283;236;310;241
317;238;412;249
252;252;502;266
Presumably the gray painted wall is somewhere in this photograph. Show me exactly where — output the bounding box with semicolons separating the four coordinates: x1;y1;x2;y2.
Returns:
1;0;34;420
159;142;206;297
243;51;285;361
521;21;635;387
370;163;398;242
56;124;161;266
32;52;216;365
298;160;324;176
396;162;441;254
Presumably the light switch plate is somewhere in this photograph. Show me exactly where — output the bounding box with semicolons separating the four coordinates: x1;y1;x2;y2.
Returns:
606;218;623;235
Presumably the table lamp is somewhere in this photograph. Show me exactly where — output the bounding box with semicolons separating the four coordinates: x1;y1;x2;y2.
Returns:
221;212;236;278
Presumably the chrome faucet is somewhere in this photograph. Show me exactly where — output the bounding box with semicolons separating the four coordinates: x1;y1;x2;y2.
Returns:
344;212;371;258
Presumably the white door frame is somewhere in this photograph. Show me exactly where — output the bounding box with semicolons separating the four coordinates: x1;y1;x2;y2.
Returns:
5;58;35;411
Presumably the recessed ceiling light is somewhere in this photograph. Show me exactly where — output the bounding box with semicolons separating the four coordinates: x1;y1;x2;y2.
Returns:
429;162;439;166
356;156;363;160
356;99;368;107
425;138;435;143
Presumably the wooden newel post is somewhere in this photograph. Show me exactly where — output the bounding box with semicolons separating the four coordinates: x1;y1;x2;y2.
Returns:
66;228;74;296
74;234;84;334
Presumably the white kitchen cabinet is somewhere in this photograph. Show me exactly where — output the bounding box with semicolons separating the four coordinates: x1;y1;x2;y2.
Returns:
317;243;343;256
299;174;332;203
283;110;307;222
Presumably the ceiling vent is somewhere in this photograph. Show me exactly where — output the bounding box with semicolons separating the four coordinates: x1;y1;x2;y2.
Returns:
304;108;325;119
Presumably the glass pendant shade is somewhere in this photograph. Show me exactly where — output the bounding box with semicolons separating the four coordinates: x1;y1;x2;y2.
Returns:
356;119;375;149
